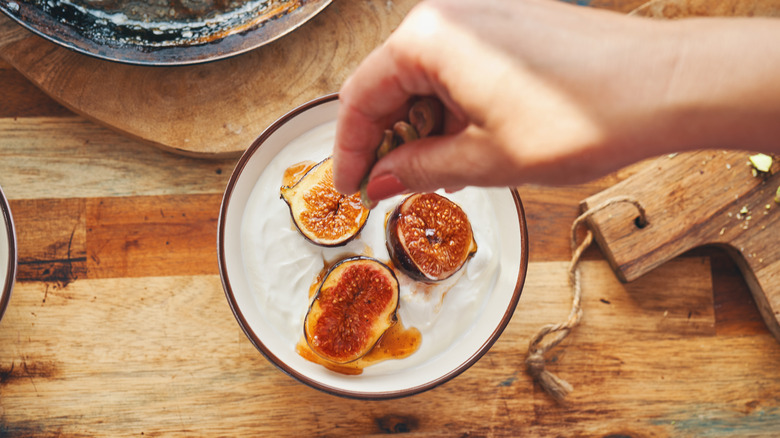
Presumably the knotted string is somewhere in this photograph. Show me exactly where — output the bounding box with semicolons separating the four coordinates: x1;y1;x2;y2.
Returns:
525;196;647;403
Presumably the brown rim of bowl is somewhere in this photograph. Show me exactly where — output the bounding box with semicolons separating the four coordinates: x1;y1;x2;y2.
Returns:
217;93;529;400
0;184;17;324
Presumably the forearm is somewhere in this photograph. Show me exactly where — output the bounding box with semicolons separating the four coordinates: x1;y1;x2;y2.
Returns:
661;17;780;155
489;11;780;182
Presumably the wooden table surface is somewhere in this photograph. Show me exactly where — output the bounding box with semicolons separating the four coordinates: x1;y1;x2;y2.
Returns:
1;1;779;436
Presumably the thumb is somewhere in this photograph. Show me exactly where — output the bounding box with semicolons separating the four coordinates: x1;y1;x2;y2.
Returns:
364;126;516;203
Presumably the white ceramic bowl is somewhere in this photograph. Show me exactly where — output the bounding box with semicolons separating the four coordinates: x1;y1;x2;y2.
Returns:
0;184;17;324
218;94;528;399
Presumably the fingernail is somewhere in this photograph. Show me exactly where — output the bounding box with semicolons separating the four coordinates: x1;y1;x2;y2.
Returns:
366;173;407;204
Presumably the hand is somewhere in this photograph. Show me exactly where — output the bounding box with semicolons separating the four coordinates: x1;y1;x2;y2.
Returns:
333;0;780;204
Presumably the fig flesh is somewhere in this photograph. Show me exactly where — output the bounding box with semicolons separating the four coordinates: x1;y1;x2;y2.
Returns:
386;193;477;282
304;257;399;364
281;157;370;247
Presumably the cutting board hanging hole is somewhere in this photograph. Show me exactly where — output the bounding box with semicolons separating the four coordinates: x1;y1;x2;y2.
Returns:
525;196;646;403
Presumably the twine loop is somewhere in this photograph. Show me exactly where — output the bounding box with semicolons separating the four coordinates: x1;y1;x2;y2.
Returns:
525;195;646;403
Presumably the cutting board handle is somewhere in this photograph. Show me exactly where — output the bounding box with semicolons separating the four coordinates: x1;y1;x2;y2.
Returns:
725;245;780;339
582;151;780;342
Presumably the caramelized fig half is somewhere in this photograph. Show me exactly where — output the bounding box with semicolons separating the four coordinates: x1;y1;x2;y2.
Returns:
304;257;399;364
281;157;370;246
386;193;477;282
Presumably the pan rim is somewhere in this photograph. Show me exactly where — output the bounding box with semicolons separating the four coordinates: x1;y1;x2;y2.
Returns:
0;0;332;66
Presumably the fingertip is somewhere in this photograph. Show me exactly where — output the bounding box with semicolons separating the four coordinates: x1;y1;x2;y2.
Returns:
369;129;500;194
365;173;408;205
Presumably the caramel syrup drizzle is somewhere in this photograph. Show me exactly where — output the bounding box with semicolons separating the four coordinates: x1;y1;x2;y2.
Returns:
296;323;421;376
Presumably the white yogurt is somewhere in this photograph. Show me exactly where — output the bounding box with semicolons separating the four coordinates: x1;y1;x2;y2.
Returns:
241;121;501;373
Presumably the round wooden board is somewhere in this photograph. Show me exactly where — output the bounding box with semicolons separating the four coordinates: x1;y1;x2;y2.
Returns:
0;0;419;158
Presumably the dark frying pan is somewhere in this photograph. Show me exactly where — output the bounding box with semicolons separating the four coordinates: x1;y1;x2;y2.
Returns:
0;0;331;65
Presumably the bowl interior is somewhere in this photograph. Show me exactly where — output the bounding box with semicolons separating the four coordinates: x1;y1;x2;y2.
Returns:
219;95;528;399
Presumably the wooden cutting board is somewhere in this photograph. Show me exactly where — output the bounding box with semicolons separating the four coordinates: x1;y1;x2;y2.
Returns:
582;150;780;343
0;0;419;157
3;55;780;435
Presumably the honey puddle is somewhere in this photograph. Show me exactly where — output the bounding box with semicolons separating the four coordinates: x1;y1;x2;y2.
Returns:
296;322;422;375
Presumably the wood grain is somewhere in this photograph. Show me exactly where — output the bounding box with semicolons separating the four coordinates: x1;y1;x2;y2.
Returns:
0;68;72;118
3;259;776;436
10;194;222;282
0;118;234;200
10;198;86;284
86;194;222;279
0;0;420;157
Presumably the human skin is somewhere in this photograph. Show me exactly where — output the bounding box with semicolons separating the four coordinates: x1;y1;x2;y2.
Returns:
332;0;780;204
